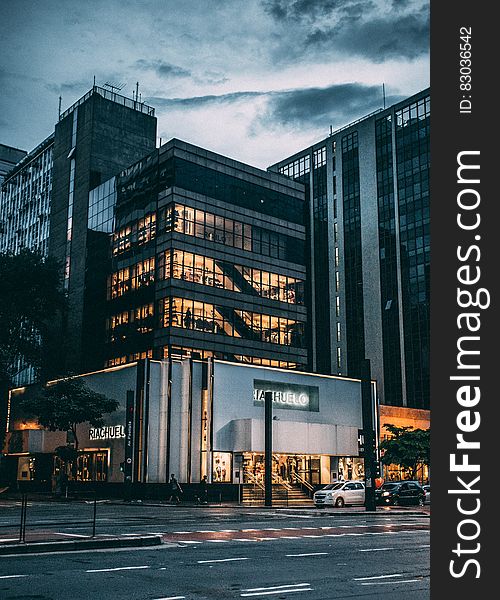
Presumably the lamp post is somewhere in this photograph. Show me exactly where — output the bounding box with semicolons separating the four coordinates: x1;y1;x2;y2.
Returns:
361;359;377;511
264;391;273;507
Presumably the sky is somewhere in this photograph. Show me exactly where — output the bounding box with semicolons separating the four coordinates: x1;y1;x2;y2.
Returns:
0;0;429;170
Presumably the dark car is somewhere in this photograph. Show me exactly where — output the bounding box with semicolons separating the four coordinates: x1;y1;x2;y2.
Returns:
375;481;426;506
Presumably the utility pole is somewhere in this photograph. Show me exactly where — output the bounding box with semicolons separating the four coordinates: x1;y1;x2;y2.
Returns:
361;359;377;511
264;391;273;507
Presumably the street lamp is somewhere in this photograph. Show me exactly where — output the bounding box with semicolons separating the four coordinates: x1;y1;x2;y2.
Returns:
264;391;273;507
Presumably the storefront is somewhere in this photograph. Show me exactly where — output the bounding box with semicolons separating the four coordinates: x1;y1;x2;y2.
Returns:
3;359;377;489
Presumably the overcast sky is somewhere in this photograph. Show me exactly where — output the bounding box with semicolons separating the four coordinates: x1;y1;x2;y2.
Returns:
1;0;429;169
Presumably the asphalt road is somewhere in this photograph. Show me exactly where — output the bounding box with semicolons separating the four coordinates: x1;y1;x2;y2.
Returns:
0;502;429;599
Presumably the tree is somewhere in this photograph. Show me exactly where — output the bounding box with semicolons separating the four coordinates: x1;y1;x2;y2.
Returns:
380;424;430;481
0;250;66;444
20;378;119;449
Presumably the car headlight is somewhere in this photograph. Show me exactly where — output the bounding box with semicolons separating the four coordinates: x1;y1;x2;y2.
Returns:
382;491;390;497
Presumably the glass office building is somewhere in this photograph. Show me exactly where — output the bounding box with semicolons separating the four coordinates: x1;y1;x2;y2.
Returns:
88;139;309;371
269;89;430;413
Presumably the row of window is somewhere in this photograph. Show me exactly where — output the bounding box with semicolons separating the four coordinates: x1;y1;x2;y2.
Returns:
160;297;306;348
158;249;305;304
163;346;300;370
108;258;155;299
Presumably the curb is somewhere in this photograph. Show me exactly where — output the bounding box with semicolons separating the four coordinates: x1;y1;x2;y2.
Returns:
0;535;163;556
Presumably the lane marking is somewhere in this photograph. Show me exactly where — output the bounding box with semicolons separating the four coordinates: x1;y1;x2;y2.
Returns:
53;532;90;538
286;552;329;557
0;538;18;543
0;575;29;579
359;548;396;552
179;541;203;544
206;539;229;543
241;583;312;597
197;557;250;564
243;583;311;592
151;596;186;599
86;565;150;573
354;573;403;581
360;579;421;586
241;590;312;597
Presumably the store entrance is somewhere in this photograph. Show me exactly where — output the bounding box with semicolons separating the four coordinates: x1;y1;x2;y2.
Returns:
242;453;321;486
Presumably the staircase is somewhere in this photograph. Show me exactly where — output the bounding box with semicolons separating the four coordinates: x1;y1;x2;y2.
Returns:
241;483;313;506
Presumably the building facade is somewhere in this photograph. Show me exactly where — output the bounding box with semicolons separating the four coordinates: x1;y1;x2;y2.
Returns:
269;89;430;416
0;136;53;256
4;359;373;490
86;140;309;372
0;143;27;186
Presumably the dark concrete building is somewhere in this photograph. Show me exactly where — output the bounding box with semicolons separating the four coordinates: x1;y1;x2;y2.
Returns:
48;87;157;373
86;140;308;371
269;89;430;416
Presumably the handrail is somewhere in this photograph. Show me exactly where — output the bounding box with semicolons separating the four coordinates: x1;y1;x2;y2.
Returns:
291;472;314;492
244;469;265;491
272;472;292;490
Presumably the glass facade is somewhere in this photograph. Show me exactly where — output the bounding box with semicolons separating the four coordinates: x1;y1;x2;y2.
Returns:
395;96;430;409
160;203;304;264
341;131;365;379
159;297;305;348
158;249;304;304
376;115;403;406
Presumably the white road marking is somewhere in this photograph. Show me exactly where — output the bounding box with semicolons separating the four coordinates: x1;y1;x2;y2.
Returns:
179;541;203;544
172;531;191;534
0;575;29;579
206;539;229;543
197;557;250;564
241;583;312;597
151;596;186;599
286;552;329;557
359;548;396;552
243;583;311;592
241;590;312;597
0;538;18;543
53;532;90;538
360;579;421;586
354;573;403;581
86;565;150;573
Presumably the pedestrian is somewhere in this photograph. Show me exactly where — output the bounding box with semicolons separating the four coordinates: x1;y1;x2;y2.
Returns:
198;475;208;504
168;474;182;504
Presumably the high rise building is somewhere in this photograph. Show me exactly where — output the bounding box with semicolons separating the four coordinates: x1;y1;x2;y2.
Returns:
0;143;27;186
0;86;158;380
84;139;308;372
0;137;52;256
269;89;430;419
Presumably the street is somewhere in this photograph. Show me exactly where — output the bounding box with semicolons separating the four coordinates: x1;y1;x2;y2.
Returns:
0;501;429;599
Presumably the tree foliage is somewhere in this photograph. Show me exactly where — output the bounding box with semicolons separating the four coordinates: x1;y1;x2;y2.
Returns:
380;424;430;480
0;249;65;384
20;378;119;448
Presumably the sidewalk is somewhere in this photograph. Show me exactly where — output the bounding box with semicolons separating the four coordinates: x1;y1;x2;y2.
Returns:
0;534;164;556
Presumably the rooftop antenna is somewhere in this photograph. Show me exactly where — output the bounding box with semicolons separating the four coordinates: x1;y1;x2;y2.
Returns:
93;75;96;87
329;125;333;137
382;83;386;109
58;96;62;119
135;81;139;103
103;81;125;94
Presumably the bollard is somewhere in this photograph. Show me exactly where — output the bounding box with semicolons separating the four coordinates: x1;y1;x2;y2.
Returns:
92;491;97;537
19;493;27;543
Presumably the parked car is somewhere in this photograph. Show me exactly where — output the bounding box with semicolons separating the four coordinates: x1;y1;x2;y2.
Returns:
314;481;365;508
375;481;426;506
423;484;430;504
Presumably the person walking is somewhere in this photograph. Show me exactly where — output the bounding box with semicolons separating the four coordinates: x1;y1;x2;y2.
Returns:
198;475;208;504
168;474;183;504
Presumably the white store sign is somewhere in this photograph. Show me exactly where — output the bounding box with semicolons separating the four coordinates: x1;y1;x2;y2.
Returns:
89;425;126;441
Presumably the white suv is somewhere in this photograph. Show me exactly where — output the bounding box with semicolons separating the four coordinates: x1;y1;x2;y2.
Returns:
313;481;365;508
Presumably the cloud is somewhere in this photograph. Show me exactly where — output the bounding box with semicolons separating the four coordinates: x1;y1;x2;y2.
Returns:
258;82;404;130
146;90;264;109
45;81;90;95
136;59;192;79
305;11;429;61
263;0;429;63
149;82;406;134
